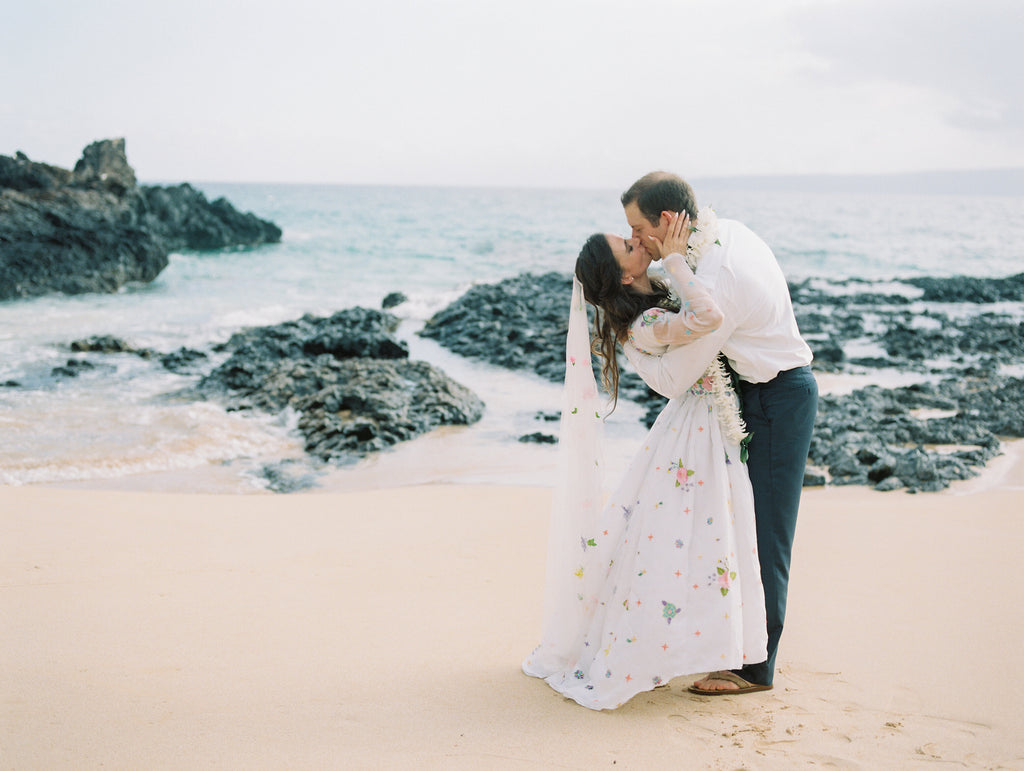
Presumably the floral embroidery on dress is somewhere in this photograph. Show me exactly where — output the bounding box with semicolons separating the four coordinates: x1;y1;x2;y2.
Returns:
709;559;737;596
688;374;716;397
628;308;669;355
638;308;665;328
661;601;681;624
667;459;696;490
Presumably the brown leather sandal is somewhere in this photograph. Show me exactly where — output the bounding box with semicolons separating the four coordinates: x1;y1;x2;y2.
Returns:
688;670;773;695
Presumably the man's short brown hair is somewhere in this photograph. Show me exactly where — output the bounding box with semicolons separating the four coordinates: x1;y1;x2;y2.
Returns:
621;171;698;224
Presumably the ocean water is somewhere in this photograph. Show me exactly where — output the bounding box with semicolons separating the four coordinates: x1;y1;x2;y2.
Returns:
1;184;1022;492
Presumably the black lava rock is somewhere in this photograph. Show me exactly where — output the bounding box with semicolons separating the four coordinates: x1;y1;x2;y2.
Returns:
518;432;558;444
419;272;574;382
422;271;1024;492
381;291;408;309
194;307;484;465
159;348;209;373
51;359;97;378
0;139;281;301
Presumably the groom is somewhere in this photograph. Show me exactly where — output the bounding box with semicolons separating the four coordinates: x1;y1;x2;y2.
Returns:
620;171;817;694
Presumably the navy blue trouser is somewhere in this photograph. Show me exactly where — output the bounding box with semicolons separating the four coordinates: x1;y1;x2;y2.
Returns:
733;365;818;686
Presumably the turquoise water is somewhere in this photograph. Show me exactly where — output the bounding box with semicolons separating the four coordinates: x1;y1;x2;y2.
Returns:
1;184;1021;490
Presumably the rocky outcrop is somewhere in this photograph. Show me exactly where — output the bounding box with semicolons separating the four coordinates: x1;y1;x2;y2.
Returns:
381;291;408;309
57;308;486;489
904;273;1024;303
809;377;1021;492
67;334;208;373
72;138;137;193
194;308;485;464
0;139;281;300
0;185;169;298
788;274;1024;375
419;272;575;382
131;184;282;252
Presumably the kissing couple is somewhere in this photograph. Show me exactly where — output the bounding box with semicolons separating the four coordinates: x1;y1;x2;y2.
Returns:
523;171;818;710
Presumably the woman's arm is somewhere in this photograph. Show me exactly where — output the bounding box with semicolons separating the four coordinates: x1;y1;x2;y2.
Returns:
623;323;732;400
649;253;723;346
627;210;734;398
643;210;724;346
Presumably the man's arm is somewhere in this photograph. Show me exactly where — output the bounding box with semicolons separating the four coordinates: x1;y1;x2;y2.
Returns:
622;321;733;400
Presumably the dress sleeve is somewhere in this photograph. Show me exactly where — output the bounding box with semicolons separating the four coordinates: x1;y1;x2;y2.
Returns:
623;320;734;400
627;308;672;356
648;253;724;347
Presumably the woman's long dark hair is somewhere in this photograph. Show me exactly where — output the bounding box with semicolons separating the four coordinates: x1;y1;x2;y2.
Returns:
574;233;676;410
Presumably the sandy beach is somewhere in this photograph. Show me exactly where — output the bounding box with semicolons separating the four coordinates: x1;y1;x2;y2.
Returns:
2;443;1023;770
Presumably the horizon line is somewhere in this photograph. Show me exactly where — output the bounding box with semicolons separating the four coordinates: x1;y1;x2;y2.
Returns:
140;168;1024;196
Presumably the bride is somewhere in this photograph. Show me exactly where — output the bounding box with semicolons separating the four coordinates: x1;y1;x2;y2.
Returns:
522;209;767;710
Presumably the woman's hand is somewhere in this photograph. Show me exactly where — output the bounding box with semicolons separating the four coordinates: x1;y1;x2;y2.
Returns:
646;211;691;260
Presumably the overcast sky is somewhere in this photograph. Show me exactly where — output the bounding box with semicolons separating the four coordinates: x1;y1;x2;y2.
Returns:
2;0;1022;188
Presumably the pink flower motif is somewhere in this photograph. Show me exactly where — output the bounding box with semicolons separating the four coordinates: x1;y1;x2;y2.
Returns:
712;561;738;595
570;356;577;366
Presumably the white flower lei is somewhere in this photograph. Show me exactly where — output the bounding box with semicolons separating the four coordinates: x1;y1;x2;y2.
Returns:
684;206;721;271
707;357;749;448
682;206;748;449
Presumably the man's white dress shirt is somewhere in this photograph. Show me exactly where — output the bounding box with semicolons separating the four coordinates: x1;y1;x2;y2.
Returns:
623;218;812;400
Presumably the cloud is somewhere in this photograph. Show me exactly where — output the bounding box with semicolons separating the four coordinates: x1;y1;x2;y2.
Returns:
791;0;1024;132
4;0;1021;184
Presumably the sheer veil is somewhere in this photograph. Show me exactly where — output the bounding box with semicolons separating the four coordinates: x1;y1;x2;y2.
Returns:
523;276;608;675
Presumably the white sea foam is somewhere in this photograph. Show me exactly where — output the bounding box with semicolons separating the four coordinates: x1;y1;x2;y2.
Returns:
0;397;303;487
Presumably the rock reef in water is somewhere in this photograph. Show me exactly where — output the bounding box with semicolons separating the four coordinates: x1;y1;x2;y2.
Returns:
56;309;485;490
419;271;574;382
51;307;485;492
194;307;485;466
421;271;1024;492
0;138;282;300
809;377;1022;493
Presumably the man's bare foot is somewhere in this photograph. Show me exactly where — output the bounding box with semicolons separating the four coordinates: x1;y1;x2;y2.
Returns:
691;671;740;692
688;671;773;695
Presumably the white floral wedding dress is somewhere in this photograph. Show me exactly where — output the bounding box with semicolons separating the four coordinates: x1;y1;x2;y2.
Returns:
523;249;767;710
